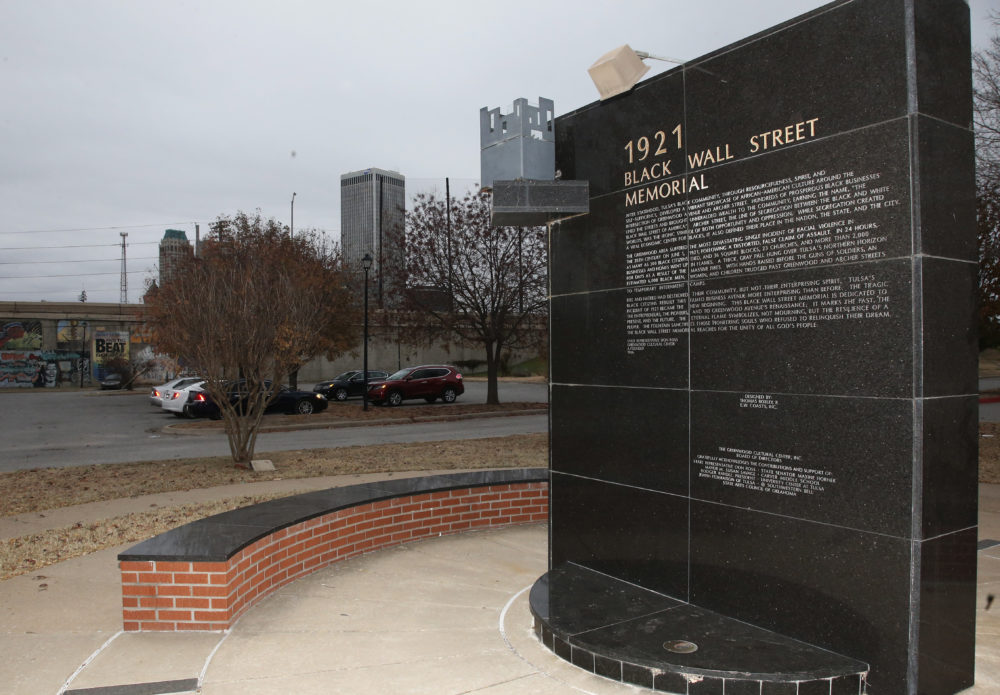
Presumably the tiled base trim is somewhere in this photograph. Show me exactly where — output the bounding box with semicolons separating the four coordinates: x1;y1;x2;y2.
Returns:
120;479;547;632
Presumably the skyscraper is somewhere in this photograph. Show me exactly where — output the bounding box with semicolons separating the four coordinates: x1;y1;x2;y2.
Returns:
158;229;192;286
340;168;405;307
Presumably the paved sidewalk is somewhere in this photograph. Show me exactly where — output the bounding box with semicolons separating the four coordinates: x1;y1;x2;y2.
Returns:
1;478;998;694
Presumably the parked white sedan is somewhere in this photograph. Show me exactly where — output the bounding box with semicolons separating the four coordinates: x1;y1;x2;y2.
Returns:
150;377;202;407
161;380;206;418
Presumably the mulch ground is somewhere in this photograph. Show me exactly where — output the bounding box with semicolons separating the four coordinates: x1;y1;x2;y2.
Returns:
0;432;548;580
979;423;1000;484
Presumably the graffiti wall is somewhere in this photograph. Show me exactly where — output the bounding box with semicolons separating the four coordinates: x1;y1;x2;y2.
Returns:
0;321;42;349
131;344;178;383
0;306;174;387
93;330;129;379
0;349;86;388
127;325;178;382
56;320;89;350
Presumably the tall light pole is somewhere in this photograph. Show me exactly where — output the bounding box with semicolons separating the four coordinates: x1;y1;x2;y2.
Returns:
119;232;128;304
517;228;524;313
362;253;373;411
284;193;299;387
446;177;452;309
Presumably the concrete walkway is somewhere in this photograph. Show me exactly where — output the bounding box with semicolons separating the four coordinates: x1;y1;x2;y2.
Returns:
2;476;999;694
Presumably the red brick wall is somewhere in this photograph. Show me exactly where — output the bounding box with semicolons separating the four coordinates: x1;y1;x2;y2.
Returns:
120;481;548;631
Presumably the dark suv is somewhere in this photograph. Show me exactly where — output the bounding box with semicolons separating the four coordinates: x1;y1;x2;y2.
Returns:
313;370;389;401
367;365;464;406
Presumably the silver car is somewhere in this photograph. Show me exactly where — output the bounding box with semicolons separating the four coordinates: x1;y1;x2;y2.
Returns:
159;379;205;417
150;377;202;407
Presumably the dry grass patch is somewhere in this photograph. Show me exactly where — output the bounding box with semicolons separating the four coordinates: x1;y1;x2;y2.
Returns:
982;349;1000;378
980;423;1000;483
1;494;289;580
0;434;548;517
0;433;549;580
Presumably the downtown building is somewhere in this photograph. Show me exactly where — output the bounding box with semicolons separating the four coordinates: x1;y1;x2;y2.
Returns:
158;229;193;286
340;168;405;307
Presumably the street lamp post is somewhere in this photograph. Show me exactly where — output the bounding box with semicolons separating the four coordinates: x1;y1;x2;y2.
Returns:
287;191;299;388
362;253;373;411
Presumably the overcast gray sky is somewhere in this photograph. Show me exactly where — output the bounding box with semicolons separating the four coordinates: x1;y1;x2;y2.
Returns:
1;0;998;303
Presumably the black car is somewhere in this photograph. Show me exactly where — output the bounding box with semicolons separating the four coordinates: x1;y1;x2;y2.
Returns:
188;381;328;418
313;370;389;401
99;373;123;390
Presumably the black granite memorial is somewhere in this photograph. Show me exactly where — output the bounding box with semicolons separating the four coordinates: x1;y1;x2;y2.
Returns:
535;0;978;693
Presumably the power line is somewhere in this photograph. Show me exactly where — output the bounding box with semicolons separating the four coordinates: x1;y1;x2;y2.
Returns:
0;270;154;280
0;290;125;298
0;256;158;265
0;222;196;235
0;241;160;251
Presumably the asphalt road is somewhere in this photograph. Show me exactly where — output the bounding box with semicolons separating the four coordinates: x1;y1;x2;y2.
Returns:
0;380;549;472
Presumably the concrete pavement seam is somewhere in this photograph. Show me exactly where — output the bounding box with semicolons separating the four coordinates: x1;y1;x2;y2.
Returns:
499;584;531;655
57;631;122;695
498;584;604;695
197;627;234;691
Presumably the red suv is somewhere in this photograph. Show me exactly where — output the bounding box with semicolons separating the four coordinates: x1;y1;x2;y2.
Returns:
367;365;464;406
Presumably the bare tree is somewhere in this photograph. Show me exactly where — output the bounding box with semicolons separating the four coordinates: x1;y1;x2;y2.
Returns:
979;192;1000;347
403;190;546;404
976;19;1000;347
99;353;156;391
976;19;1000;188
145;211;359;464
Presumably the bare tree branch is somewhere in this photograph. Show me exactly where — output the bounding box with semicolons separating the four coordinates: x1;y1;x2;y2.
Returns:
976;16;1000;348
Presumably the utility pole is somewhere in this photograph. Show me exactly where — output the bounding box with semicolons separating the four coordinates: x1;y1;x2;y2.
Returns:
119;232;128;304
287;196;298;389
517;228;524;313
446;177;452;309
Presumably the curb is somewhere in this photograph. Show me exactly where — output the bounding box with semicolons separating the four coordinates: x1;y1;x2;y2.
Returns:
162;407;548;436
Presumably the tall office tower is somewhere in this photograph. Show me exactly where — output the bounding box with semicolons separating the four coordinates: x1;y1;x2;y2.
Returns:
158;229;193;286
340;168;405;307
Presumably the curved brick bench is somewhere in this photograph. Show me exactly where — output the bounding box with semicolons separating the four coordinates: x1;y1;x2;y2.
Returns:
118;468;548;632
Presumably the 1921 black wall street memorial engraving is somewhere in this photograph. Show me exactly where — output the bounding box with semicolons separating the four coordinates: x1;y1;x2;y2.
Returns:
534;0;978;693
